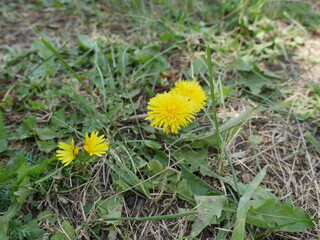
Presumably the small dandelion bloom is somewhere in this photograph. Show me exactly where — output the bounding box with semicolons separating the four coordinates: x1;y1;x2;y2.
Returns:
170;79;207;112
146;92;196;134
83;131;110;157
56;139;79;166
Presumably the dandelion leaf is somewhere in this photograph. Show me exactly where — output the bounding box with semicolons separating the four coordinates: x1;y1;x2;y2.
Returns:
191;195;227;237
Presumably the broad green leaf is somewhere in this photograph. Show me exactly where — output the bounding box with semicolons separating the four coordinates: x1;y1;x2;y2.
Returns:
176;179;195;204
35;127;60;140
5;49;36;67
148;160;164;173
144;140;162;150
191;56;207;75
27;157;56;176
51;107;66;126
231;167;267;240
14;115;37;140
180;164;222;196
134;45;161;63
32;38;53;59
177;149;209;175
36;140;56;153
154;149;168;167
13;176;31;203
77;34;95;49
237;71;274;95
235;54;255;71
247;198;314;232
191;195;227;237
97;196;123;224
0;151;26;181
158;33;174;41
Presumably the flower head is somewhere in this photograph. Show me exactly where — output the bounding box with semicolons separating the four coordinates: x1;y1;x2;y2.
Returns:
56;139;79;166
170;79;207;112
83;131;109;157
146;92;196;134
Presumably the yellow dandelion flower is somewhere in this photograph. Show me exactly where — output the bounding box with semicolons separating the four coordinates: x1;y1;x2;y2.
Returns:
146;92;196;134
56;139;79;166
170;79;207;112
83;131;109;157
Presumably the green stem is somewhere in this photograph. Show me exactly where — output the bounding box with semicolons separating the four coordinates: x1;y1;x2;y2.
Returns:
206;47;221;152
206;47;239;200
100;211;198;222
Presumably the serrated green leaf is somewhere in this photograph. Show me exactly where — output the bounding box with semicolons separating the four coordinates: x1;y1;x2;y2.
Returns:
191;195;227;237
51;107;66;126
1;151;26;181
35;127;60;140
238;71;274;94
177;149;211;176
180;164;222;196
36;140;56;153
247;198;314;232
13;177;31;203
236;54;255;71
14;115;37;140
176;179;195;204
97;196;123;224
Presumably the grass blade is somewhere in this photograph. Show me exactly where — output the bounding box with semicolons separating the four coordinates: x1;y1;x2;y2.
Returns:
231;166;267;240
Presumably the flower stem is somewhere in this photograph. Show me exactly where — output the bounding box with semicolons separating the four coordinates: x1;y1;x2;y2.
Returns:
206;47;221;152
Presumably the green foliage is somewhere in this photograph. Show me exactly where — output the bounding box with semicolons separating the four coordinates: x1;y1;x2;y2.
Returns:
0;111;8;153
1;0;318;239
247;198;314;232
96;196;123;224
191;195;227;236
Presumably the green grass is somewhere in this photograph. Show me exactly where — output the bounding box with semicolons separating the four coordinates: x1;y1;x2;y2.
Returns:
1;0;320;239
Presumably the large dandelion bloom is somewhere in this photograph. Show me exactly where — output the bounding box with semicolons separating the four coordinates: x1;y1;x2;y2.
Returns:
83;131;109;156
56;139;79;166
170;79;207;112
146;92;196;134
